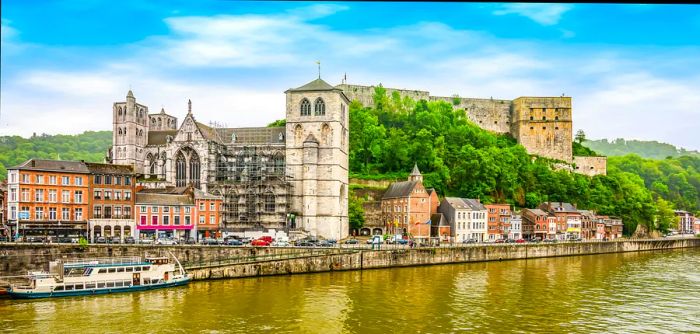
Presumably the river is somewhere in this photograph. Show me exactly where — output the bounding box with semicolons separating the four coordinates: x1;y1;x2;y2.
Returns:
2;248;699;333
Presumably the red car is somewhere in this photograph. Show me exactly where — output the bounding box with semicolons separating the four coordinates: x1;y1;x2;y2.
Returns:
259;236;273;243
251;239;270;246
515;239;526;243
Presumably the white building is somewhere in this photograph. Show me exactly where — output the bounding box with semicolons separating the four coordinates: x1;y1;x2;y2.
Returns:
509;215;522;240
438;197;487;242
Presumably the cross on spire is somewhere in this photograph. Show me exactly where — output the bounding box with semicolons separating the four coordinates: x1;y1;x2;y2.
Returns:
188;99;192;114
316;60;321;79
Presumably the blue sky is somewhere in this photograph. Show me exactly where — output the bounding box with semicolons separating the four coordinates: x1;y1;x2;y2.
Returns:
2;1;699;150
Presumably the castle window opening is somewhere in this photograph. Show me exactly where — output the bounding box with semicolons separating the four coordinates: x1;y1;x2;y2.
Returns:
555;127;559;130
555;116;559;120
314;98;326;116
530;116;534;120
542;116;546;120
542;127;546;130
300;98;311;116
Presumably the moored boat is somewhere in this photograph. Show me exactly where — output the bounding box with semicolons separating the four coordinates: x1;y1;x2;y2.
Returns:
8;252;190;299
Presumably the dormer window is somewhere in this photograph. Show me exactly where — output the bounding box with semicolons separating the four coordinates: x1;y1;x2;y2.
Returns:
314;98;325;116
300;98;311;116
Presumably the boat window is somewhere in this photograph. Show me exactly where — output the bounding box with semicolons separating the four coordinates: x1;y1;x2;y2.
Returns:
115;281;124;287
143;278;151;285
54;285;64;291
134;267;141;272
97;282;105;288
142;266;150;271
85;283;96;289
108;268;116;273
106;282;115;288
98;268;107;274
123;280;131;286
75;284;84;290
117;267;125;273
84;268;93;276
126;267;133;272
65;285;74;291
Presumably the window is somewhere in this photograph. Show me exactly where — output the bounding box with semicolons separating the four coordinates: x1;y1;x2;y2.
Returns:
94;206;102;219
94;190;102;200
210;202;215;211
49;175;57;185
75;191;83;203
300;98;311;116
62;190;70;203
36;175;44;184
62;208;70;220
94;175;102;184
21;188;29;201
75;177;83;186
115;176;121;185
199;215;205;224
185;207;191;214
114;191;121;201
152;206;159;213
75;208;83;220
151;216;158;225
104;191;111;200
163;206;170;213
104;175;112;185
314;98;325;116
35;207;44;220
140;216;147;225
124;207;131;219
124;191;131;201
49;207;57;220
114;206;122;219
125;176;131;186
174;206;180;214
163;216;169;226
21;174;29;183
48;190;57;202
140;206;146;213
210;216;215;225
185;216;191;226
35;189;45;202
104;206;112;219
174;216;180;225
199;202;205;211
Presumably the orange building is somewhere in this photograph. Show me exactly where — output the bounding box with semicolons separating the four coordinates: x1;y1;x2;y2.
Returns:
485;203;511;241
194;189;223;240
381;164;439;240
6;159;90;241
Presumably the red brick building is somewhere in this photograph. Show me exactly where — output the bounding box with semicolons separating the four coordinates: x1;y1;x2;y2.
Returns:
485;203;511;241
381;164;439;240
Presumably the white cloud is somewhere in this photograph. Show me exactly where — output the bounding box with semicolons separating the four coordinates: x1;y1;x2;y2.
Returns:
493;4;573;26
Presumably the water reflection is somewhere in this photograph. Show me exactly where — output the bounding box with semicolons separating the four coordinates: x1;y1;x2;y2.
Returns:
1;249;698;333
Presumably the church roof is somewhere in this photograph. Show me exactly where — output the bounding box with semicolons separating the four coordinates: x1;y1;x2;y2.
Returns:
287;78;339;92
382;180;419;199
147;130;178;146
84;162;134;175
195;122;221;142
411;163;421;176
215;127;285;145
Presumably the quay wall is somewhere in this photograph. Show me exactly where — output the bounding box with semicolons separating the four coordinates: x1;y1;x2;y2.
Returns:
1;239;698;279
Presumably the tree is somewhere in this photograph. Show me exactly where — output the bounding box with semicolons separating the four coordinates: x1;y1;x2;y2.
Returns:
267;119;286;127
348;193;366;230
575;129;586;144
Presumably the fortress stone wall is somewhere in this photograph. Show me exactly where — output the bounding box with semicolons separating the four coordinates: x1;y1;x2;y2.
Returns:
573;156;608;176
338;83;601;174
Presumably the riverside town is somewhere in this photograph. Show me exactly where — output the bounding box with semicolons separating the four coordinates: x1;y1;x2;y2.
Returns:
1;2;699;333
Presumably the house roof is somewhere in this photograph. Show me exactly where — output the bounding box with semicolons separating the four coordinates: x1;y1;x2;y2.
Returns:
430;213;448;226
11;159;90;173
525;208;549;216
382;180;419;199
135;193;193;206
147;130;178;146
84;162;134;175
541;202;578;212
286;78;338;92
137;187;190;195
442;197;486;211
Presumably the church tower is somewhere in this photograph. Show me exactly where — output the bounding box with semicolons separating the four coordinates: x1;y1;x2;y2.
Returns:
112;90;149;169
285;78;349;239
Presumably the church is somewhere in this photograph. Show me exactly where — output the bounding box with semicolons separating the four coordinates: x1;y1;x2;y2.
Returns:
109;78;350;240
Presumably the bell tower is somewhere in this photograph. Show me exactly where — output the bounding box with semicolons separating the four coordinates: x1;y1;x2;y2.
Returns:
285;78;349;239
112;90;149;170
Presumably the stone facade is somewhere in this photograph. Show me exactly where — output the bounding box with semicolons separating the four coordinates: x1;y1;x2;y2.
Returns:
338;84;603;172
110;78;349;240
573;156;607;176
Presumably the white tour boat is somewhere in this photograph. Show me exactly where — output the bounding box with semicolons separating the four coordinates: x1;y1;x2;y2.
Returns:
8;252;190;299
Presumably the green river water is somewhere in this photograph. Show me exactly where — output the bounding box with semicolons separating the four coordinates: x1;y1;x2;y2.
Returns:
2;248;699;333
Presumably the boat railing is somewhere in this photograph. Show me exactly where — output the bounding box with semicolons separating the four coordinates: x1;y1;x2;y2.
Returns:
62;256;143;266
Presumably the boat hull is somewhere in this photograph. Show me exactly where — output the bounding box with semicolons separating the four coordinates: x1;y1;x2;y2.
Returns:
8;278;190;299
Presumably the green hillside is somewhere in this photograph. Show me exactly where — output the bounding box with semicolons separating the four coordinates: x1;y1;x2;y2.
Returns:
0;131;112;180
583;138;700;160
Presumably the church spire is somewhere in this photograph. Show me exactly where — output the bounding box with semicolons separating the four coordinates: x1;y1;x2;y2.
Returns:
409;163;423;182
187;99;192;114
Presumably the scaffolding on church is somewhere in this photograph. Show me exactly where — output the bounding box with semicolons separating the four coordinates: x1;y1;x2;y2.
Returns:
207;143;292;233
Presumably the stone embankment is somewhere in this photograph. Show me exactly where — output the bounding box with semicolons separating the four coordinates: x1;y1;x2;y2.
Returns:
1;238;698;280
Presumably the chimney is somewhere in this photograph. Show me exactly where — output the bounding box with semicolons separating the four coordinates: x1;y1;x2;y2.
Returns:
31;160;36;167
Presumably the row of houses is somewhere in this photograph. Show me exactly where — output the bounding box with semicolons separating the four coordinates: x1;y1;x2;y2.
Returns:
1;159;222;242
367;165;638;242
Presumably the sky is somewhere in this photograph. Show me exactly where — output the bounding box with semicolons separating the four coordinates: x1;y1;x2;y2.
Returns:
1;1;699;150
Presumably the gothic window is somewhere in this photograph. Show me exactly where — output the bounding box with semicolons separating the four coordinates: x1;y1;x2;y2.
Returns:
294;124;303;145
231;133;237;143
151;117;156;125
176;151;186;187
160;152;167;179
118;128;122;135
189;150;201;189
341;104;346;124
274;153;285;175
118;107;122;116
300;98;311;116
555;116;559;120
278;132;284;142
123;128;127;136
314;98;325;116
321;123;331;146
265;192;275;213
158;118;162;128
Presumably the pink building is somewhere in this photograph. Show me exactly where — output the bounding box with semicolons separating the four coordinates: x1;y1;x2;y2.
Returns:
135;191;195;240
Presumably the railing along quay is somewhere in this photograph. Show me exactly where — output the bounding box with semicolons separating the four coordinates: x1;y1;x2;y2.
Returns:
181;248;359;270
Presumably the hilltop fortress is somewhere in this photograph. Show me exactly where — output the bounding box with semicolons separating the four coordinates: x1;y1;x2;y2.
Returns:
336;83;606;176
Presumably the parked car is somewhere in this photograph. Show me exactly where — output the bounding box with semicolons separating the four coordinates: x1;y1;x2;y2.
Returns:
504;239;516;243
258;236;274;243
123;236;135;244
201;238;219;245
184;237;196;245
226;239;243;246
515;239;526;243
94;236;106;244
271;240;290;247
462;238;478;244
156;238;178;245
543;238;557;243
251;238;270;246
494;239;505;244
317;240;332;247
108;237;121;244
344;239;359;244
